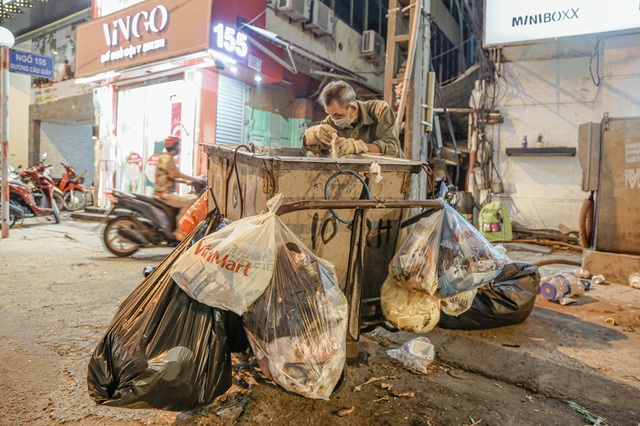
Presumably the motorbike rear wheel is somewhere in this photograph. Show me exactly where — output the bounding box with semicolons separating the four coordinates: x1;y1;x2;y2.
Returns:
52;201;61;224
53;190;64;211
63;190;86;211
5;212;15;229
104;215;142;257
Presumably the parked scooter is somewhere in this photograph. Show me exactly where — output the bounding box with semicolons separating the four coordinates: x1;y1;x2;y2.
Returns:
9;164;21;180
0;159;61;228
19;153;65;211
103;177;207;257
54;162;88;211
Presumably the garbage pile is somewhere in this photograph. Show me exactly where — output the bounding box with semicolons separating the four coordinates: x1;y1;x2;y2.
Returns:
86;196;540;411
382;202;524;333
87;195;347;412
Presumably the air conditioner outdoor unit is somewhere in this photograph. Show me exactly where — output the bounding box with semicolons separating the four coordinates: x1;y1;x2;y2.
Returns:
361;30;385;62
305;1;334;36
277;0;311;22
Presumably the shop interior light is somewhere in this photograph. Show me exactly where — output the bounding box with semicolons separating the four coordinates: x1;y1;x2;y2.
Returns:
75;71;119;85
207;49;236;64
230;66;238;73
152;62;175;72
254;75;262;82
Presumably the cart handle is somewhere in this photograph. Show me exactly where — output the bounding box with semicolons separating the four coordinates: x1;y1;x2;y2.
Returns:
276;198;444;216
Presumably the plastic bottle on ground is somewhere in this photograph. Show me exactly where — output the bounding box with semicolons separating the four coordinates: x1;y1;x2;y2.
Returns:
540;274;587;302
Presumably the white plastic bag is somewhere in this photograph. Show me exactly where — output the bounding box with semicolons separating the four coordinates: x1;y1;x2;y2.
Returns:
380;276;441;333
440;289;476;317
438;203;506;296
170;195;284;315
387;337;436;375
388;211;443;295
243;230;347;400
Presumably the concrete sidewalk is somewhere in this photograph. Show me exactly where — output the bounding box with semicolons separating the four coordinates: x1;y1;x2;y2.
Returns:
366;246;639;424
418;248;640;424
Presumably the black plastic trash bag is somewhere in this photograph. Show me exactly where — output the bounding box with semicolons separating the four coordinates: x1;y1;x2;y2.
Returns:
438;263;540;330
87;214;236;412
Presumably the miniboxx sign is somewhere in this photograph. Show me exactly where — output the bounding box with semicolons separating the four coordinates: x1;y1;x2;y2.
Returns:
485;0;640;46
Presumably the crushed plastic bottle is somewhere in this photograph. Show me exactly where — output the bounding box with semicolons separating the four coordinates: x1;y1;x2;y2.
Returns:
540;274;588;302
573;268;590;279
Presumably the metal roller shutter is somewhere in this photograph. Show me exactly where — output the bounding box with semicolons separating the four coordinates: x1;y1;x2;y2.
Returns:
216;75;246;145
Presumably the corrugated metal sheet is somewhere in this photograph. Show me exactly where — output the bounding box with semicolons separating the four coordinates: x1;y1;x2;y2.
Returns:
216;75;246;145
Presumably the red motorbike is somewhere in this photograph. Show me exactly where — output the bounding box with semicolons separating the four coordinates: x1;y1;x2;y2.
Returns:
1;159;60;228
20;154;65;211
54;162;88;211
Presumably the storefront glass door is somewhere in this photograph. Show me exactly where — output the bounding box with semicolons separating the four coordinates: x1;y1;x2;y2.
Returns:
116;79;191;195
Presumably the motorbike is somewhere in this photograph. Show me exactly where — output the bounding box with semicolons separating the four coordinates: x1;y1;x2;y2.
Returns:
53;162;88;211
19;153;65;211
1;159;61;228
103;177;207;257
8;164;20;180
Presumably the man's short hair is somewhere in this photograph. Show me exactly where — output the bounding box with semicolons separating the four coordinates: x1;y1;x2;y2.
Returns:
319;80;356;108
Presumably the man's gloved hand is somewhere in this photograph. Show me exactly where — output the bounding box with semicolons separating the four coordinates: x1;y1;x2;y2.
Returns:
334;137;369;156
304;124;336;154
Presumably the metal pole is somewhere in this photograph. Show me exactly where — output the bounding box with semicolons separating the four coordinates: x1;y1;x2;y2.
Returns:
1;46;8;238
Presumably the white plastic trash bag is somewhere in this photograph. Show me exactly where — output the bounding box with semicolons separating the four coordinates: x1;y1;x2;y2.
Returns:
380;276;441;333
440;289;476;317
243;231;347;400
389;211;443;295
170;195;285;315
438;203;506;296
387;337;436;375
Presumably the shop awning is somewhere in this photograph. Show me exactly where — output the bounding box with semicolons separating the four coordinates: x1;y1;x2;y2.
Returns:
243;24;381;94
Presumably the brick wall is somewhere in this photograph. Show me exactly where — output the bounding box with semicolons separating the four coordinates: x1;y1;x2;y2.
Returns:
39;122;95;188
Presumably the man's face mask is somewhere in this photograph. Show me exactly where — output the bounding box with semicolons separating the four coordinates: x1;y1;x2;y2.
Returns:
332;103;357;129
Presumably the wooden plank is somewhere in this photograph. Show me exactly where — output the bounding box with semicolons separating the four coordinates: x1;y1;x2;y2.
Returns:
502;242;553;254
384;0;400;106
395;33;410;49
406;0;429;163
396;0;421;158
505;147;576;156
595;118;640;255
583;249;640;285
512;227;579;243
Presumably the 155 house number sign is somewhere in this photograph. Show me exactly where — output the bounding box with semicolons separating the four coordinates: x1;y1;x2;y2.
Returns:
212;23;248;57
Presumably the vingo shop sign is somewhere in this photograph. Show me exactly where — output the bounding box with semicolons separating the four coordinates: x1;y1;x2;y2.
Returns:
76;0;212;78
485;0;640;46
100;5;169;64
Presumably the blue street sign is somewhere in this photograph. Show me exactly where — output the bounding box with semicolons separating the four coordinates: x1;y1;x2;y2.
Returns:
8;50;54;79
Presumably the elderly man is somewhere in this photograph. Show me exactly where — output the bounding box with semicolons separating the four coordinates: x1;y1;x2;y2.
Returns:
304;80;403;158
